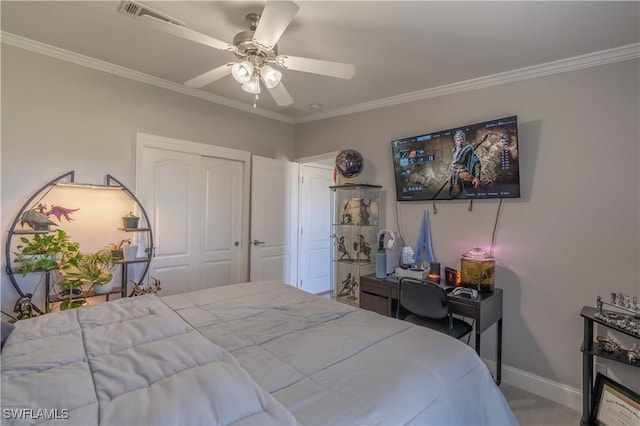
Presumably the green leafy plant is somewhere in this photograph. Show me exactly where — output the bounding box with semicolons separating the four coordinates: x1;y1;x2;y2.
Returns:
13;229;81;275
104;239;131;261
57;247;120;310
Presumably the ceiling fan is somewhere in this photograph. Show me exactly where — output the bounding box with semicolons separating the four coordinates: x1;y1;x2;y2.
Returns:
120;0;356;107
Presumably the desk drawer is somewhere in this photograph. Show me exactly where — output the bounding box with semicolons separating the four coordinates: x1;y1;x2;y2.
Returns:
360;277;391;298
360;291;389;316
448;298;478;318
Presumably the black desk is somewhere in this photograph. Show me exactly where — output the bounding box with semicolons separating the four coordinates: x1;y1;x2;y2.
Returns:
360;273;503;385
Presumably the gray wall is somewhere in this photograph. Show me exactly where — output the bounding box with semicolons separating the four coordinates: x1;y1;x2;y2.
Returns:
295;59;640;392
1;46;294;312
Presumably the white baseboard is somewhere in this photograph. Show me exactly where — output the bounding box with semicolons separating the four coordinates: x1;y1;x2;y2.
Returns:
483;359;582;412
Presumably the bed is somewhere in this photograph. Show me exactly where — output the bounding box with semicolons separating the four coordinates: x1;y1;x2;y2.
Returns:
1;281;517;425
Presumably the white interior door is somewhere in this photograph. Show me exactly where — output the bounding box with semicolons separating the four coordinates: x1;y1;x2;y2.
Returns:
250;156;299;285
140;147;201;295
138;134;249;295
298;164;333;294
201;156;244;288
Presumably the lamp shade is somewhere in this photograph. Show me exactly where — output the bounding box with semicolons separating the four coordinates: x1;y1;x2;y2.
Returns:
242;75;261;94
260;65;282;89
231;61;253;84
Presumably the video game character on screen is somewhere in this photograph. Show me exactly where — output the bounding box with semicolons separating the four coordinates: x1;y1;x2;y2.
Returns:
449;129;481;198
391;116;520;201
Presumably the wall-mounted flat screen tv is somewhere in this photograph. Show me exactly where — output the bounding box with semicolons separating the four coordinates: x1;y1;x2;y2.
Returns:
391;115;521;201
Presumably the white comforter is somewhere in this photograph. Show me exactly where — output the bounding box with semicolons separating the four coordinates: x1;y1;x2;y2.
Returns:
1;294;296;425
162;281;517;426
2;281;517;425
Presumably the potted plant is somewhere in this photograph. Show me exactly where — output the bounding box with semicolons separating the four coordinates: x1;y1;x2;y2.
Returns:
123;243;138;261
105;239;131;261
13;229;81;275
57;247;120;306
122;211;139;229
85;247;121;294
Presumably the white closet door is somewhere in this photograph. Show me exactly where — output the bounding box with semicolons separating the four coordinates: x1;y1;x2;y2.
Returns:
141;147;201;295
298;164;333;294
140;145;245;295
200;156;244;288
250;156;299;285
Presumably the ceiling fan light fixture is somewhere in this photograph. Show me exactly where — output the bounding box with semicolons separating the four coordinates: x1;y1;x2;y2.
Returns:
231;61;253;84
260;65;282;89
242;75;261;94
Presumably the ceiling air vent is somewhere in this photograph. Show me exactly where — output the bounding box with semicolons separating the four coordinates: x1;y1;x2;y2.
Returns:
119;1;185;26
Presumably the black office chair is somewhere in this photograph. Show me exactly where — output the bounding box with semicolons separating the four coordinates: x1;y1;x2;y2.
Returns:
396;277;473;340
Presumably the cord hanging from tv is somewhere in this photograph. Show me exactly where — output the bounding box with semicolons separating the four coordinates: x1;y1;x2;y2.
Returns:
391;115;521;201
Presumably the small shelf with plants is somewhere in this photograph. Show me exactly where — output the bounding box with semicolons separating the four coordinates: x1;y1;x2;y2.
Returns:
4;171;154;319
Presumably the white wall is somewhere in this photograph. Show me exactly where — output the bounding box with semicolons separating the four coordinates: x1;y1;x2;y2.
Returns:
1;46;294;314
294;59;640;393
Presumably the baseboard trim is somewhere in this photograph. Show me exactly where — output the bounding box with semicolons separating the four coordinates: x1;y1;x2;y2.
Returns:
483;359;582;412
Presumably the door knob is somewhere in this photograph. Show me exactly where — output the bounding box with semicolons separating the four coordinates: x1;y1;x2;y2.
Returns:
253;240;266;245
234;241;239;247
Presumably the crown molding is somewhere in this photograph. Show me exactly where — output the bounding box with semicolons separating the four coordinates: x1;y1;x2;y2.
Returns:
294;43;640;124
0;31;295;124
2;31;637;126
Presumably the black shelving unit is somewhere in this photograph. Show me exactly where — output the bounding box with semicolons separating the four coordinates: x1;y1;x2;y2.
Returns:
4;171;154;314
580;305;639;425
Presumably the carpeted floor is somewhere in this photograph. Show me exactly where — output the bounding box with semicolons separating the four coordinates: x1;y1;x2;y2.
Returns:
500;384;581;426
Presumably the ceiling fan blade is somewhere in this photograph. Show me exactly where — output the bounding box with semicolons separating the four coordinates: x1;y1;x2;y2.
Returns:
252;0;299;51
275;55;355;80
185;63;234;88
267;82;294;107
139;15;234;52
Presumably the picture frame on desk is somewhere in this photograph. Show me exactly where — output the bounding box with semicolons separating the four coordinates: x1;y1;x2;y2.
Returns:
591;373;640;426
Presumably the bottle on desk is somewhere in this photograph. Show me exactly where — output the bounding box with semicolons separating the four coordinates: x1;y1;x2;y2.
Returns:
376;249;387;279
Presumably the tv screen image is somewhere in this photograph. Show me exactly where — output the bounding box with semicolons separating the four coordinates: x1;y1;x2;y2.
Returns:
391;115;521;201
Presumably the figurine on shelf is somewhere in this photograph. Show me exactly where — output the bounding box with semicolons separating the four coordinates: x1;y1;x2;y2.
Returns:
13;293;35;320
19;203;79;231
129;277;161;297
333;234;352;261
353;234;372;261
596;335;620;353
596;296;603;314
347;274;359;300
628;343;640;363
337;273;354;297
358;198;372;226
337;274;358;300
